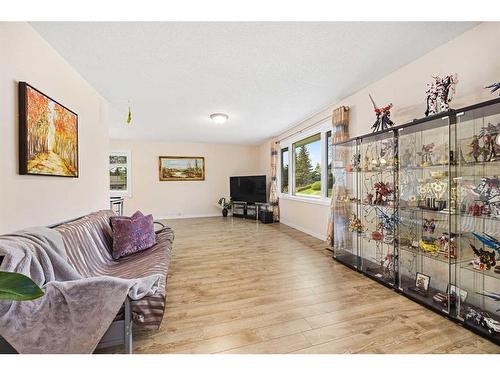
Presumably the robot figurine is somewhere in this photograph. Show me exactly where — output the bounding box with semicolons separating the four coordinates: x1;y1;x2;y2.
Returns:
369;94;395;133
485;82;500;96
425;74;458;116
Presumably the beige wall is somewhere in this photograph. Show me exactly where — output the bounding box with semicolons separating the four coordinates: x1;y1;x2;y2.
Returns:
0;23;110;233
110;139;261;218
266;22;500;240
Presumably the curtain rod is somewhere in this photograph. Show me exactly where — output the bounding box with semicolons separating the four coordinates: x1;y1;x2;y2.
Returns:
275;114;332;144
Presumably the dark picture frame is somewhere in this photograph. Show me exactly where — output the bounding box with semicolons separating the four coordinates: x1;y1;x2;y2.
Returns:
19;82;79;177
158;156;205;181
415;272;431;293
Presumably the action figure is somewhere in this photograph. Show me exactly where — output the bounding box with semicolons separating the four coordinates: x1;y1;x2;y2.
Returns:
375;208;398;244
435;232;457;258
366;192;374;205
351;153;361;171
425;74;458;116
485;82;500;96
348;215;363;233
471;177;500;218
470;243;496;270
478;123;500;162
373;182;392;206
467;135;481;162
472;232;500;258
418;143;435;166
369;94;395;133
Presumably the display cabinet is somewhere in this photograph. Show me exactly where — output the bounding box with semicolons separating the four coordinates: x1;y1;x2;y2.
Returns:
454;99;500;344
332;138;360;270
358;131;398;286
397;114;457;314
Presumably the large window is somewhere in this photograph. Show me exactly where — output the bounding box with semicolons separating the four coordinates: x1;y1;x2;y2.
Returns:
293;134;321;197
281;147;289;193
110;151;132;197
327;130;333;197
279;121;332;203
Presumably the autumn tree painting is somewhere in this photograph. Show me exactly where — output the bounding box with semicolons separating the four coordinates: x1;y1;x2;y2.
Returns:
19;83;78;177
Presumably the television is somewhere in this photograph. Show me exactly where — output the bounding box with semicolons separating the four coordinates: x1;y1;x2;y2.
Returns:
230;175;267;203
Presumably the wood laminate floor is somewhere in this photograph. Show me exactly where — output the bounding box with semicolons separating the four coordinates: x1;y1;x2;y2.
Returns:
109;217;500;354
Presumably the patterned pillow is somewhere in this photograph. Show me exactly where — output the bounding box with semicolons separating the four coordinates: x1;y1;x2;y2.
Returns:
110;211;156;260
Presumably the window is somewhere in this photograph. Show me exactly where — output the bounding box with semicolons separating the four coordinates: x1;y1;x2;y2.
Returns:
327;130;333;197
293;133;321;197
281;147;289;193
279;121;331;203
110;151;131;197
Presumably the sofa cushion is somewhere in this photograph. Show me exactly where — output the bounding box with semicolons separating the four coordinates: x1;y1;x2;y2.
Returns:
110;211;156;260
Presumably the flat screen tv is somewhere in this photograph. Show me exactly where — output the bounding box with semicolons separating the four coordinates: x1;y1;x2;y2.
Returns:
230;175;266;203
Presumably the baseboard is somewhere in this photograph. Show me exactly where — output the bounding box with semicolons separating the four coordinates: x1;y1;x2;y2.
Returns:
279;218;327;241
156;213;220;220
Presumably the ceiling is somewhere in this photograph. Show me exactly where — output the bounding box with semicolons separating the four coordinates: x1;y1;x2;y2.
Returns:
31;22;477;145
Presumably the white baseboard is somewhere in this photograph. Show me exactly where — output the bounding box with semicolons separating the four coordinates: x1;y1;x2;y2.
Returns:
279;218;327;241
156;213;220;220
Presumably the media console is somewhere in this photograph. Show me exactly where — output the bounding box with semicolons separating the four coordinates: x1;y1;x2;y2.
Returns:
232;201;272;222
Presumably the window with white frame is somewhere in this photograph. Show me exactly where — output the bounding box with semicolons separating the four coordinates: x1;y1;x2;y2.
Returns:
279;121;332;203
109;151;132;197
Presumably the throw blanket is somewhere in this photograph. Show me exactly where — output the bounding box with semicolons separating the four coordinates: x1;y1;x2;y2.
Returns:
0;227;161;354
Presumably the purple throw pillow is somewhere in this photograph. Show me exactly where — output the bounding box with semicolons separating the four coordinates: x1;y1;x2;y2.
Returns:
110;211;156;260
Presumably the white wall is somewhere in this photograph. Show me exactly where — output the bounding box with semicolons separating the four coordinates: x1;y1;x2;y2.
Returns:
109;139;261;218
265;22;500;240
0;23;110;233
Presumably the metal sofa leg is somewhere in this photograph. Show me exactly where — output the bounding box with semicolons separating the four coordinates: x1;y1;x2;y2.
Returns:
124;297;133;354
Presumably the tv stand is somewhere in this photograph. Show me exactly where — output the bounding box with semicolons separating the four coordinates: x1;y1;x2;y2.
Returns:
232;201;266;220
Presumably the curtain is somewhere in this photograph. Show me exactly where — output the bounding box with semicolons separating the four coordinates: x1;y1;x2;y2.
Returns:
326;106;350;249
269;143;280;222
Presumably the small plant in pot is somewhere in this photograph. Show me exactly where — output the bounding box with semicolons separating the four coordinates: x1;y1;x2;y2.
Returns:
217;197;232;217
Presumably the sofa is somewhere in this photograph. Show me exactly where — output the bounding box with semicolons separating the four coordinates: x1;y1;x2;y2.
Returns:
0;210;174;353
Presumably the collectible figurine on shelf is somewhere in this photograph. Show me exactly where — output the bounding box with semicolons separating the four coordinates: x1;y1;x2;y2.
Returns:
478;123;500;162
467;135;482;162
469;242;496;270
366;192;374;205
472;232;500;258
424;74;458;117
419;143;435;166
373;182;392;206
369;94;395;133
375;208;398;244
419;239;438;254
422;218;436;234
351;153;361;171
435;232;457;259
485;82;500;96
476;291;500;312
471;177;500;218
348;214;363;233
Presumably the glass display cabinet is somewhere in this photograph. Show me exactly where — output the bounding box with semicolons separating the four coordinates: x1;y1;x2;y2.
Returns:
397;114;457;314
332;138;360;270
455;99;500;344
358;131;398;286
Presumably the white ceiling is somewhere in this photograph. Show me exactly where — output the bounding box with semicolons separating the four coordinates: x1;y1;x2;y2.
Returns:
31;22;477;145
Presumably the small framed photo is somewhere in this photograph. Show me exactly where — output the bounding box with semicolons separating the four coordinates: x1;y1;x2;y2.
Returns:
448;284;468;303
415;272;431;293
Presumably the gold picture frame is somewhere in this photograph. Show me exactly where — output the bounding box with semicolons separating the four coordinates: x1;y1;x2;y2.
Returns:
159;156;205;181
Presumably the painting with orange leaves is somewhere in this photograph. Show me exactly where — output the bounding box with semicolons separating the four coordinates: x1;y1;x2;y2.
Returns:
19;82;78;177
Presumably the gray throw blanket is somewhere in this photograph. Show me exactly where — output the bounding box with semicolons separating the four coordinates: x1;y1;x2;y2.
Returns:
0;227;161;354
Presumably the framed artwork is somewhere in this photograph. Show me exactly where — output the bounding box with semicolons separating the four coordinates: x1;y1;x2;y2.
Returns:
415;272;431;293
19;82;79;177
159;156;205;181
449;284;468;303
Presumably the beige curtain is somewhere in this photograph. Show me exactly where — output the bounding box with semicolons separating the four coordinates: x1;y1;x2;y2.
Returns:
326;106;350;248
269;143;280;221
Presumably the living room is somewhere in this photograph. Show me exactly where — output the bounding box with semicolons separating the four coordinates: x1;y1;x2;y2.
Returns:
1;0;500;372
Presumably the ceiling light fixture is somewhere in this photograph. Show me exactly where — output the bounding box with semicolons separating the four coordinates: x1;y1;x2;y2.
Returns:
210;113;229;124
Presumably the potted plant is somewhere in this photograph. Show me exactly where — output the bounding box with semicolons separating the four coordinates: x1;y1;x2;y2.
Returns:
217;197;232;217
0;271;44;301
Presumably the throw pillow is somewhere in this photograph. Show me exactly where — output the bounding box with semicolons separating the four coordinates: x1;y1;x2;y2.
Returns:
110;211;156;260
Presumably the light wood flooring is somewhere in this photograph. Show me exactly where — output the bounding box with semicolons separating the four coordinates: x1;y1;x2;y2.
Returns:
112;217;500;354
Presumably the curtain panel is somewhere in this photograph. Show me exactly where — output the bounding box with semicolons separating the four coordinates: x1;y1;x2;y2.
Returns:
269;144;280;221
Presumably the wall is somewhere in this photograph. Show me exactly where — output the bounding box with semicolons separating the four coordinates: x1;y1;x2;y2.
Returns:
265;22;500;240
0;23;110;233
109;139;261;218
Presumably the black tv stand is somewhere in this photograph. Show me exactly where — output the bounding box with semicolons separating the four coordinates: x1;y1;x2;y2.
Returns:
232;201;266;220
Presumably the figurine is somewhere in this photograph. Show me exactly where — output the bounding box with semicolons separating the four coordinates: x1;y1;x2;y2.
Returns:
435;232;457;258
373;182;392;206
348;214;363;233
351;153;361;171
485;82;500;96
425;74;458;116
471;177;500;218
465;307;500;335
467;135;481;162
476;291;500;312
369;94;395;133
419;143;435;166
366;192;374;205
375;208;397;244
478;123;500;162
472;232;500;258
419;239;438;254
422;218;436;234
469;242;496;270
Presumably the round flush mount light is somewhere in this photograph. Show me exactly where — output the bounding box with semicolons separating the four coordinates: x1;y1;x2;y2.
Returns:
210;113;229;124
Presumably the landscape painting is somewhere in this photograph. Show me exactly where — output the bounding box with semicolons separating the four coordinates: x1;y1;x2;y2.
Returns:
159;156;205;181
19;82;78;177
